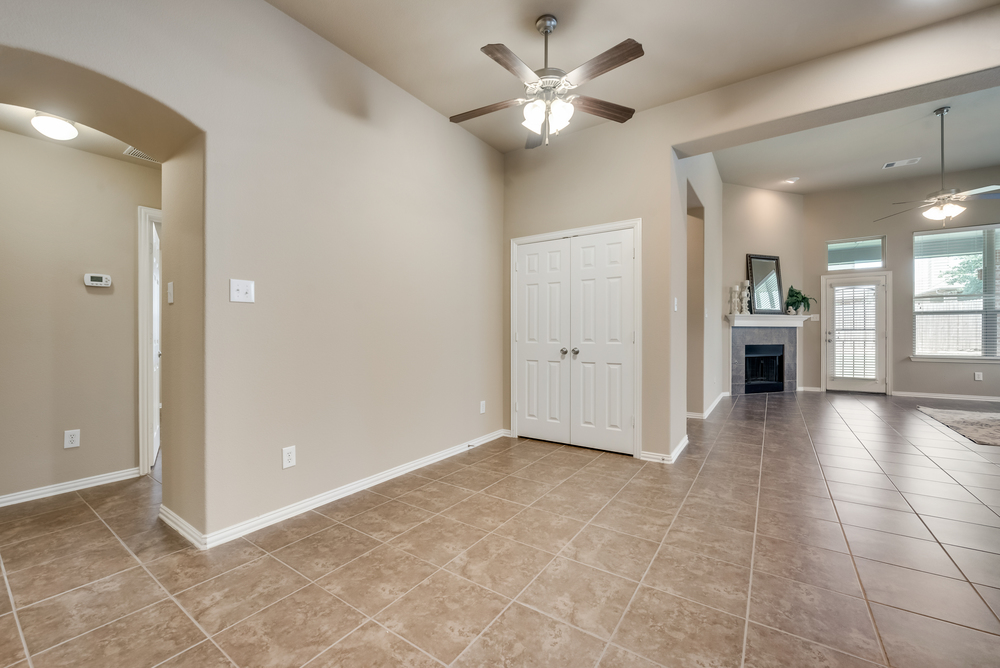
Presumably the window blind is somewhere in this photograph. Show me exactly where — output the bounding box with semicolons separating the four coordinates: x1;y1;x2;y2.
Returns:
830;285;878;379
913;225;998;358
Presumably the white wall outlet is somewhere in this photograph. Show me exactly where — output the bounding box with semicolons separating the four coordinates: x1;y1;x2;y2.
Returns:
230;279;255;303
282;445;296;469
167;281;174;304
64;429;80;449
480;400;486;414
974;372;984;381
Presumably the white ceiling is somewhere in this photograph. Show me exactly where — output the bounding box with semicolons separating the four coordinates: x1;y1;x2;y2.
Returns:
266;0;997;153
714;86;1000;194
0;103;160;170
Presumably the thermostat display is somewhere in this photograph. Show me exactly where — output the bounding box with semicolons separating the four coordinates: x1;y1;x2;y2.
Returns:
84;273;112;287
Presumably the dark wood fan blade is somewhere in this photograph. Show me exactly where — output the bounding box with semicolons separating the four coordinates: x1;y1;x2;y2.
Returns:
572;96;635;123
450;98;523;124
873;203;931;222
481;44;540;84
565;39;644;86
891;200;932;205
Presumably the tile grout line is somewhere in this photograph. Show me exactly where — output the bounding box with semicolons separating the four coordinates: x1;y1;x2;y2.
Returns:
74;492;243;668
802;393;891;666
592;395;740;667
0;550;35;668
447;453;658;667
738;393;769;668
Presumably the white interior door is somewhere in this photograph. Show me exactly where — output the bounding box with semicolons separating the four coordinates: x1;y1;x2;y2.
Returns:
516;238;572;443
826;275;887;393
152;222;162;460
570;230;635;453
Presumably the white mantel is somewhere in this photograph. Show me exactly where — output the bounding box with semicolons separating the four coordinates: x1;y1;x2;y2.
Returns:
726;314;811;328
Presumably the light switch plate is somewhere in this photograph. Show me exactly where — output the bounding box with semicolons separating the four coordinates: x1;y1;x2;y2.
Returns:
230;279;254;303
167;282;174;304
974;372;984;381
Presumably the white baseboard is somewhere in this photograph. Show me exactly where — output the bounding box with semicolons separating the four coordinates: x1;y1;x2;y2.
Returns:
641;434;689;465
159;429;513;550
686;392;729;420
0;468;141;509
892;391;1000;403
798;386;824;392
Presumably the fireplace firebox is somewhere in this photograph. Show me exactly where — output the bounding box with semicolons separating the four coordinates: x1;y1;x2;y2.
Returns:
745;344;784;394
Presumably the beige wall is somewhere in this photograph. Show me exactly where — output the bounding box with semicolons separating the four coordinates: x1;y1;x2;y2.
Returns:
0;129;161;496
801;165;1000;396
0;0;505;533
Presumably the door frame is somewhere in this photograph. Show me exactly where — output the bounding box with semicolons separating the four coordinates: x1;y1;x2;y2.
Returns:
138;205;163;476
510;218;643;458
820;270;893;395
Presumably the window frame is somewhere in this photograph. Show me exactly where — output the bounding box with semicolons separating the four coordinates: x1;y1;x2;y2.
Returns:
911;222;999;362
827;235;886;272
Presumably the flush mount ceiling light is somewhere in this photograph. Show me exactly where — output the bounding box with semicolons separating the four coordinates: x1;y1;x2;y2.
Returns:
877;106;1000;225
30;113;79;141
450;15;643;149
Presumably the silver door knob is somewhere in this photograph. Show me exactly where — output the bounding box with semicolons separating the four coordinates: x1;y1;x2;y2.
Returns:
560;347;568;355
572;347;580;355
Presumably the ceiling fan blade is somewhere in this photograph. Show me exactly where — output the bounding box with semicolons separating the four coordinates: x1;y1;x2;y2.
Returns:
891;200;933;205
572;96;635;123
481;44;540;85
449;98;524;124
565;39;644;86
955;185;1000;198
525;129;543;149
963;193;1000;200
873;203;932;222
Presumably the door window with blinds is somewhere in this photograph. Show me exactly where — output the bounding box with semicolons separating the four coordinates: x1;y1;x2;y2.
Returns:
832;285;878;379
913;224;999;358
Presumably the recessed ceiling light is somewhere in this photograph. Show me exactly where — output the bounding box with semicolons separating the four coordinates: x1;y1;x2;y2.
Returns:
784;177;800;184
30;113;78;141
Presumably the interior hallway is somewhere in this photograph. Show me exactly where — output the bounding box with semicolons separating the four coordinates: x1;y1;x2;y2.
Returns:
1;393;999;667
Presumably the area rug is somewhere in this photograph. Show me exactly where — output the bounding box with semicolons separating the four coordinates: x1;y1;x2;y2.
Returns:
917;406;1000;446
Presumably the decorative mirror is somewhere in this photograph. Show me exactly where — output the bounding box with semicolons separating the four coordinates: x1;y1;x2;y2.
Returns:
746;254;783;314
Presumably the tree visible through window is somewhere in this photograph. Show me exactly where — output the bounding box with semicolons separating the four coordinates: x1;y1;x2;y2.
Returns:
913;225;998;358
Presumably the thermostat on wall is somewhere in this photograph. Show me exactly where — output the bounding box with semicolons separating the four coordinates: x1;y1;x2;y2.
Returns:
84;273;112;287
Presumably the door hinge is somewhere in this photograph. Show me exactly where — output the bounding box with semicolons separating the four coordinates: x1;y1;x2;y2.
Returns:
633;332;635;344
633;248;635;259
515;402;518;413
631;416;635;426
515;261;518;272
515;333;518;342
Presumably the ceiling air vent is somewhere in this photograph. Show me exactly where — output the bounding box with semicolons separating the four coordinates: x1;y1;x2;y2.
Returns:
123;146;160;163
882;157;920;169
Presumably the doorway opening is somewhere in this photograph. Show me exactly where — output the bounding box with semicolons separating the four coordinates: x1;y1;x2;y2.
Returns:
139;206;163;475
687;187;706;417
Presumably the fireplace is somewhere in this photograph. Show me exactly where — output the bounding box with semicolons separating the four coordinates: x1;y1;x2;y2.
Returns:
745;344;784;394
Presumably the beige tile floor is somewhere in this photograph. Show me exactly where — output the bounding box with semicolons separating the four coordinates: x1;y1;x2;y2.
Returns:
1;392;1000;667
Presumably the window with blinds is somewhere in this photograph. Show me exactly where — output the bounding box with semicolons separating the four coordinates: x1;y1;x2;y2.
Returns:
831;285;878;379
828;237;885;271
913;224;999;358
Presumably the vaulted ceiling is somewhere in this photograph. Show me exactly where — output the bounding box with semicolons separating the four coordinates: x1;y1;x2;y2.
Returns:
266;0;997;153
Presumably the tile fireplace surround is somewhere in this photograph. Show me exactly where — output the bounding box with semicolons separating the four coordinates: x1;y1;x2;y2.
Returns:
727;315;809;396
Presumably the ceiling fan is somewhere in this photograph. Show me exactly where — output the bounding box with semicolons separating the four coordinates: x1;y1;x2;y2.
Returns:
449;15;643;149
877;106;1000;224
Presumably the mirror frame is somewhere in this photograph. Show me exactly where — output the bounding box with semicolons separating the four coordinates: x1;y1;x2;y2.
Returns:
746;254;784;314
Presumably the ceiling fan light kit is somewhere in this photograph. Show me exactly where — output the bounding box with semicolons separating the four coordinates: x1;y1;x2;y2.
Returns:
450;14;643;149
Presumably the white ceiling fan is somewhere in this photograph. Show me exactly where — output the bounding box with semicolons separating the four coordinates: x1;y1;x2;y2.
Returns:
877;106;1000;224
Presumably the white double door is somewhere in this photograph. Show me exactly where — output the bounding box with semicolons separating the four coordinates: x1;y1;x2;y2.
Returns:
515;229;635;454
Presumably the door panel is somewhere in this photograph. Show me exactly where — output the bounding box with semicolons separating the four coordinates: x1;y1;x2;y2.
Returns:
152;223;162;460
826;276;887;393
570;229;635;453
516;238;572;442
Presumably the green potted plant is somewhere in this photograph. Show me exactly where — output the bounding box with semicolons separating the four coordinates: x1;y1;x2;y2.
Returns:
785;286;816;314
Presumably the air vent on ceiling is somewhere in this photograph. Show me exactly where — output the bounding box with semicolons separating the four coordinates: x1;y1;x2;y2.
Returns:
882;157;920;169
123;146;160;163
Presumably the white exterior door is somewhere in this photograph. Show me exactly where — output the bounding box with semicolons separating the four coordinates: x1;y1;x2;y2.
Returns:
515;228;635;454
825;275;887;393
570;230;635;453
516;238;572;443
